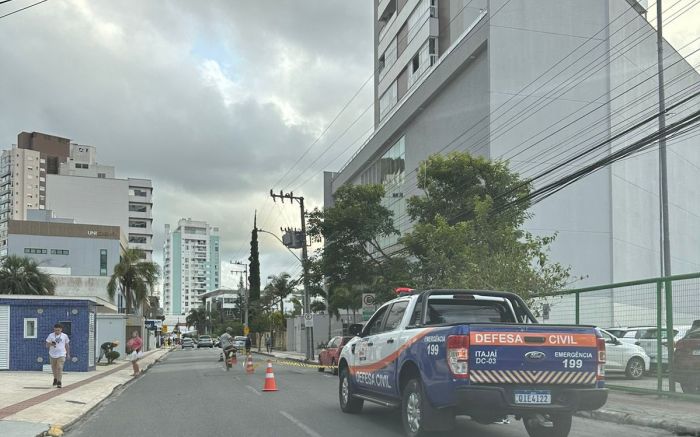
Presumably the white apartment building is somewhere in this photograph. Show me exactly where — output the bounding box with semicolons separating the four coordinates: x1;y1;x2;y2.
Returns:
163;219;221;316
0;147;43;255
327;0;700;288
59;143;116;179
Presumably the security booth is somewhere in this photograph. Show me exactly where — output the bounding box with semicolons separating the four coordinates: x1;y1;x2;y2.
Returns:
0;296;97;371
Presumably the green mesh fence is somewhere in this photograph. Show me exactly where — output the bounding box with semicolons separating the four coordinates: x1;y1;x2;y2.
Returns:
534;273;700;399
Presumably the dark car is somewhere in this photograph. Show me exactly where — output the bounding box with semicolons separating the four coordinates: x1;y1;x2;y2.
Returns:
197;335;214;348
674;320;700;394
317;336;352;375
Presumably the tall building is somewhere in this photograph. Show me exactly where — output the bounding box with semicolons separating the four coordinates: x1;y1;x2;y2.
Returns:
2;132;154;260
326;0;700;286
163;219;221;316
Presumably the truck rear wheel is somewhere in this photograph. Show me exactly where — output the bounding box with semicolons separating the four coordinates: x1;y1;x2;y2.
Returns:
523;413;572;437
402;379;428;437
339;367;363;413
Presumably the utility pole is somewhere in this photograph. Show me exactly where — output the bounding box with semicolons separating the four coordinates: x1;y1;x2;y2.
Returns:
270;189;314;361
655;0;674;391
232;261;249;334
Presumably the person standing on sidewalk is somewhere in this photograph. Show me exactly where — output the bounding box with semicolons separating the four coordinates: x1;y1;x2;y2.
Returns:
265;335;272;353
45;323;70;388
126;330;143;376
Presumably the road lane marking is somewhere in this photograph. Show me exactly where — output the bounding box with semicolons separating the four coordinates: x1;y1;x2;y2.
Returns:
245;385;261;396
280;411;323;437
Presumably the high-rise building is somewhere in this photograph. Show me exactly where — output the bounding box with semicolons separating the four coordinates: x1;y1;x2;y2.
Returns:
326;0;700;286
162;219;221;316
2;132;154;260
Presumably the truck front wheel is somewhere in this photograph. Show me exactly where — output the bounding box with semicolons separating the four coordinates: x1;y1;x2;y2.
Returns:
523;413;572;437
339;367;363;413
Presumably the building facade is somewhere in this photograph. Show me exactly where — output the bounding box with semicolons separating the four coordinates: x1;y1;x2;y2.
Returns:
1;132;155;260
326;0;700;288
163;219;221;316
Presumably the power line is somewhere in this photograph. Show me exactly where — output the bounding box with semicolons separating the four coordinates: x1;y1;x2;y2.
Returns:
0;0;48;20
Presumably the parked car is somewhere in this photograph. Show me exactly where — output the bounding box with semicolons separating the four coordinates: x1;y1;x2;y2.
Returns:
599;329;650;379
197;335;214;348
673;320;700;394
181;338;195;349
233;336;247;349
318;336;352;375
607;325;691;367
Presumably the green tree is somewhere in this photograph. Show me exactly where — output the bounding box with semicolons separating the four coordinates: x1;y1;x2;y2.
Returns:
0;255;55;295
107;249;160;314
248;213;261;301
186;306;207;334
263;272;297;314
401;152;570;299
308;184;406;311
310;300;326;313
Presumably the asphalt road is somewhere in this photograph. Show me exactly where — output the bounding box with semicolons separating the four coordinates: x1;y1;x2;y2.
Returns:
65;348;675;437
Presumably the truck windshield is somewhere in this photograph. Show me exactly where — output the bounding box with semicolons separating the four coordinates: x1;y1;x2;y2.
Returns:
420;298;517;325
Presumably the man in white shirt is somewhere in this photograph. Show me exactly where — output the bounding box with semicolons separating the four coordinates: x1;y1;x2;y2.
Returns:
45;323;70;388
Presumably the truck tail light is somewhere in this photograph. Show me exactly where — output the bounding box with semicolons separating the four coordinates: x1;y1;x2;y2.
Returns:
447;335;469;379
596;336;606;380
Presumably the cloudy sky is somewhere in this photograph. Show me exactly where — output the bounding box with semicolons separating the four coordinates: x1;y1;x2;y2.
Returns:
0;0;697;290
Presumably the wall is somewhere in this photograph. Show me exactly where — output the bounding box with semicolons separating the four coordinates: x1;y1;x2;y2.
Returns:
0;297;96;372
53;276;117;311
96;314;127;360
285;312;363;355
7;234;120;277
46;175;129;234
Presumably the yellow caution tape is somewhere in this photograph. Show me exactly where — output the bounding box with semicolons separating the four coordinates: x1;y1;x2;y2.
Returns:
271;359;338;369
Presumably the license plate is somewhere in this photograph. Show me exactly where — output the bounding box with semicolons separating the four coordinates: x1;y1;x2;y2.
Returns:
514;390;551;405
692;350;700;356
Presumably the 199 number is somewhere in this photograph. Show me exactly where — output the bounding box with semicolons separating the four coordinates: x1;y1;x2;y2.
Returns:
562;359;583;369
427;344;440;356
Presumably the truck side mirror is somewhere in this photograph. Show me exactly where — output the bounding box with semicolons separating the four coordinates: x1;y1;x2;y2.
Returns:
348;324;363;337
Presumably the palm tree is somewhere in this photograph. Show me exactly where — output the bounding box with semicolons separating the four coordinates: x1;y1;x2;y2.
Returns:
0;255;55;295
263;273;297;314
186;307;207;334
107;249;160;314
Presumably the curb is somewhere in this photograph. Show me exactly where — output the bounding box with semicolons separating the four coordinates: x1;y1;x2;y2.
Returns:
576;409;700;436
34;349;172;437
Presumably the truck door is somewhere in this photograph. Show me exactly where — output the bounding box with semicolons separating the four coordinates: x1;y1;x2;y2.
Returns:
353;305;389;394
372;300;409;397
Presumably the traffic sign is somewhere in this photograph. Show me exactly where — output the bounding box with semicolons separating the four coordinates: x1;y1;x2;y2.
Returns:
303;313;314;328
362;293;377;321
162;324;168;333
244;326;250;335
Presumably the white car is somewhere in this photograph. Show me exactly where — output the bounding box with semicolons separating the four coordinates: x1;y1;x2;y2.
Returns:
600;329;650;379
607;326;691;367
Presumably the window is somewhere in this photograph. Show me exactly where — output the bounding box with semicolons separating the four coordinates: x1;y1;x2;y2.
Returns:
24;318;37;338
412;54;419;73
129;235;147;244
100;249;108;276
129;204;147;213
58;321;72;336
129;219;147;228
424;298;516;325
75;163;88;169
24;248;47;254
384;301;409;331
50;249;69;255
98;173;106;178
364;305;389;337
130;189;148;197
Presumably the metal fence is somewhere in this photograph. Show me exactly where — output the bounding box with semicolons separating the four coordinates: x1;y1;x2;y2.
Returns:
535;272;700;399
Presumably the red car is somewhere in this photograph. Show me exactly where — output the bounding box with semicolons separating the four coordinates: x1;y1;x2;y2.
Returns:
318;336;352;375
674;320;700;394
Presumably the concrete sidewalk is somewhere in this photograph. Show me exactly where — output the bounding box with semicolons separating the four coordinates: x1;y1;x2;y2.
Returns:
0;347;172;437
254;348;318;363
578;390;700;436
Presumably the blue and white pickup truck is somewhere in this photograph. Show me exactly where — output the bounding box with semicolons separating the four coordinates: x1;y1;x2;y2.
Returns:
338;289;608;437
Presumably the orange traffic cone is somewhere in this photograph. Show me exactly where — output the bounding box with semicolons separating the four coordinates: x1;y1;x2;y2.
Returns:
262;360;278;392
246;354;254;374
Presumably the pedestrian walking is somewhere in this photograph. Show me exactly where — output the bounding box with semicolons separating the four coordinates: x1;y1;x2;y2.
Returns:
45;323;70;388
126;330;143;376
97;340;120;364
265;336;272;353
245;335;252;355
